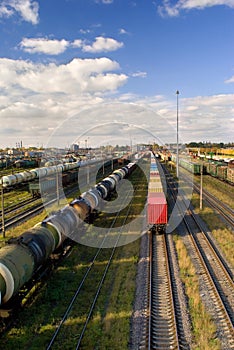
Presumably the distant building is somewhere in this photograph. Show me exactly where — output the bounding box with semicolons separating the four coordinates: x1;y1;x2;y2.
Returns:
24;150;44;158
7;149;21;155
70;144;79;152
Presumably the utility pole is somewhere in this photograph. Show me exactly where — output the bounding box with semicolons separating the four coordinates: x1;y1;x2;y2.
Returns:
56;166;60;206
1;185;5;238
200;164;203;210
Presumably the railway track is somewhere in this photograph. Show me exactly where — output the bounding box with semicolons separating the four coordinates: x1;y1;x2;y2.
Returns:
0;196;36;216
165;167;234;349
0;197;43;229
177;169;234;229
0;202;45;232
192;181;234;228
147;232;179;349
0;163;119;234
183;208;234;347
139;229;192;350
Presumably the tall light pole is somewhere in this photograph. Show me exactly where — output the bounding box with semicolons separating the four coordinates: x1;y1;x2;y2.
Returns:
176;90;179;178
200;163;203;210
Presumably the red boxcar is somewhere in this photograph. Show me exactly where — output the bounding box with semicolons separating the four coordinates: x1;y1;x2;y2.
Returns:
147;193;167;225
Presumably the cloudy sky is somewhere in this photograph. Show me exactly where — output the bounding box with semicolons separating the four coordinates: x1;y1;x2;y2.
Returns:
0;0;233;149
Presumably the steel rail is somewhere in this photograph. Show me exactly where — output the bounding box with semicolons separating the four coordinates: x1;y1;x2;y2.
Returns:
148;232;179;350
192;182;234;228
165;168;234;348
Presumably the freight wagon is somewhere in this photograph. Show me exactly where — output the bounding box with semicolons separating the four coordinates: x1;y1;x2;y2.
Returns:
0;159;13;169
170;155;234;185
227;168;234;184
179;159;201;174
28;170;78;197
147;154;168;233
203;161;234;185
217;166;227;181
14;159;39;168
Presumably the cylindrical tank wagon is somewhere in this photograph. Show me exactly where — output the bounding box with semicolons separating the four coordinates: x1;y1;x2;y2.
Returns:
0;162;80;188
0;162;137;305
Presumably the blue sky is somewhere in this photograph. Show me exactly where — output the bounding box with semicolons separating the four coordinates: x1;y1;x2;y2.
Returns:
0;0;233;149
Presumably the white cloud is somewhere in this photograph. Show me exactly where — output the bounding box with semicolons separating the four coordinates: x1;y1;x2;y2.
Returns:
95;0;114;4
119;28;129;35
0;56;129;147
132;71;147;78
225;75;234;83
71;39;83;48
79;28;92;34
0;4;13;17
18;36;124;55
158;0;234;17
82;36;124;53
0;57;127;95
0;58;233;147
158;0;180;17
20;38;70;55
121;93;234;144
0;88;233;147
180;0;234;10
185;105;199;111
0;0;39;24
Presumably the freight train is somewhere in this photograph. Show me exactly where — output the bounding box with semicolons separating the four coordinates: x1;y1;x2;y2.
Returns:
169;155;234;185
147;154;168;233
28;158;119;197
0;158;39;170
13;159;39;168
203;160;234;184
0;162;136;306
28;170;78;197
0;157;115;189
0;161;79;188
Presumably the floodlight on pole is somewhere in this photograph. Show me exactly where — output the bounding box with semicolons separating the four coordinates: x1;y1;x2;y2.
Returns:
176;90;179;178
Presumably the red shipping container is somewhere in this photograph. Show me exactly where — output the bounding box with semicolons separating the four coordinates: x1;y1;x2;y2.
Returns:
147;194;167;225
148;193;165;198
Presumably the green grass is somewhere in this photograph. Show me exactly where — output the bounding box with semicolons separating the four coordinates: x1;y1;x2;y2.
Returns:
81;242;139;350
192;193;234;267
0;189;32;210
174;235;221;350
194;173;234;209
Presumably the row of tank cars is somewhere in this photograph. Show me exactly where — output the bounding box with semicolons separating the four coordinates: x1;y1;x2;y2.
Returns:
0;162;137;306
0;159;92;189
0;158;39;169
147;154;168;233
28;157;129;198
0;156;118;192
167;154;234;185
